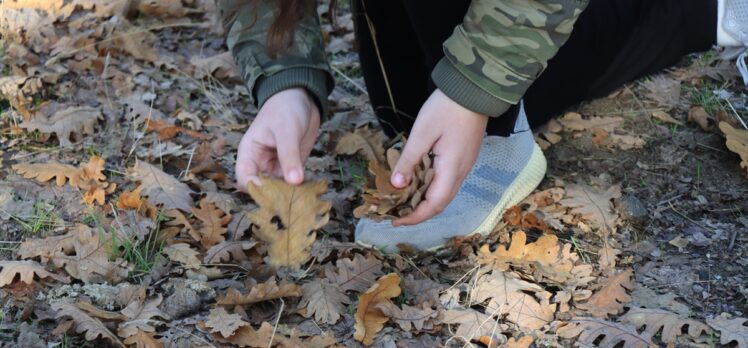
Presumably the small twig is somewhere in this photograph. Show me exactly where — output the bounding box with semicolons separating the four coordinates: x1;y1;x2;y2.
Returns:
268;298;285;348
331;65;368;95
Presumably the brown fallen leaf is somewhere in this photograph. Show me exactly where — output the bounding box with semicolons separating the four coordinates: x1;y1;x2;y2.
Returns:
191;51;238;80
559;112;624;132
52;302;124;347
557;317;656;348
0;260;69;287
688;106;711;130
247;178;331;268
205;307;249;338
578;269;633;318
118;295;169;339
469;271;555;331
477;231;575;283
354;147;434;221
720;122;748;173
334;126;387;163
162;243;201;270
299;279;351;325
505;336;534;348
13;156;116;205
122;330;164;348
375;302;437;332
211;321;275;347
129;160;195;211
204;240;257;263
560;182;621;233
116;186;158;219
52;224;130;284
651;110;684;126
706;316;748;348
20;106;102;146
17;233;75;264
440;308;507;343
145;118;209;141
217;278;301;306
620;307;710;344
354;273;401;346
191;198;232;249
324;253;384;292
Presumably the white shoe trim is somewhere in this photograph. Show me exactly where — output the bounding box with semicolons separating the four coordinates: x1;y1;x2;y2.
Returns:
719;0;743;46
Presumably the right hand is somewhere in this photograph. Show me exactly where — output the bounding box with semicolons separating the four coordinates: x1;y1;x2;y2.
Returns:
235;88;320;191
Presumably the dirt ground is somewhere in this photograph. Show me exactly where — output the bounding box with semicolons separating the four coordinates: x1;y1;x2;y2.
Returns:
0;1;747;348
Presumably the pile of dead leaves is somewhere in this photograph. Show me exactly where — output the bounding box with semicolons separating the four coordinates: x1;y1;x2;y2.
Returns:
335;127;434;221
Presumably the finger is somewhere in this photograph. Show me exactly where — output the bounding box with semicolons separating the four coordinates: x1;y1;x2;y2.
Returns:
275;131;305;185
391;129;438;189
393;154;460;226
235;158;261;193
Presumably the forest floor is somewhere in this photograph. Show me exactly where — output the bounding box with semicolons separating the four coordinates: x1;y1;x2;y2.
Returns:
0;1;747;348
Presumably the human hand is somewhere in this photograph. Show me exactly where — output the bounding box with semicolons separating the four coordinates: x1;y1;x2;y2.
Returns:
235;88;320;191
391;89;488;226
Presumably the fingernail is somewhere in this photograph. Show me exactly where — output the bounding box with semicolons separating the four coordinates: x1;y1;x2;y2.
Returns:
287;169;302;184
392;172;405;187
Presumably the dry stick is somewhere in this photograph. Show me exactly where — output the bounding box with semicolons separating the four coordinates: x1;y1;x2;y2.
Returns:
361;2;400;119
268;298;285;348
724;98;748;130
331;65;368;95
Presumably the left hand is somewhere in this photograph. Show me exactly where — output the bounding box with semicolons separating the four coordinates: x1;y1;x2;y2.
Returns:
391;89;488;226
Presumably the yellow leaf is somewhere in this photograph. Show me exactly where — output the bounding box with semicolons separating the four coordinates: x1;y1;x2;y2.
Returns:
720;122;748;173
354;273;401;346
247;178;331;268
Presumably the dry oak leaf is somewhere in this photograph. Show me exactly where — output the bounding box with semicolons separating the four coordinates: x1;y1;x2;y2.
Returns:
145;118;209;141
20;106;102;146
122;330;164;348
706;316;748;348
354;273;402;346
505;336;534;348
334;126;387;163
557;317;656;348
299;279;351;325
212;321;275;347
720;122;748;173
477;231;575;283
620;307;710;344
470;271;555;331
651;110;684;126
324;253;384;292
116;186;157;219
247;178;331;268
560;182;621;233
688;106;711;131
129;160;194;211
578;269;633;318
354;148;434;221
53;224;130;284
162;243;201;270
118;294;169;338
376;302;437;332
17;232;75;264
191;198;231;249
0;260;68;287
13;161;83;187
559;112;624;133
206;307;249;338
217;278;301;306
52;301;124;347
440;308;507;343
191;51;239;79
204;240;257;263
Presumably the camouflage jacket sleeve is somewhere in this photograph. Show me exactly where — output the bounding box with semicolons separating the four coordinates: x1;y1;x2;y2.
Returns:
432;0;589;117
223;0;334;116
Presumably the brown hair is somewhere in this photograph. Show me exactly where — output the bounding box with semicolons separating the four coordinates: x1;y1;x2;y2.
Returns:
222;0;323;57
265;0;313;56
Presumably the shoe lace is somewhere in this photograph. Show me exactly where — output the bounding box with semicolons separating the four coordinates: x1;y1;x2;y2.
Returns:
738;50;748;85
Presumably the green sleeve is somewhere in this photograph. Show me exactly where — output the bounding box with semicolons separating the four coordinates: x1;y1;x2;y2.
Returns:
432;0;589;116
224;0;334;116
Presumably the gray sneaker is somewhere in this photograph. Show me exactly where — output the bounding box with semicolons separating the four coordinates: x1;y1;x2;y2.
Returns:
722;0;748;83
355;105;547;252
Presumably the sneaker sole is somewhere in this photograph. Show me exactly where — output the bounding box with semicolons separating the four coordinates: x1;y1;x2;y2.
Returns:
356;142;548;252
